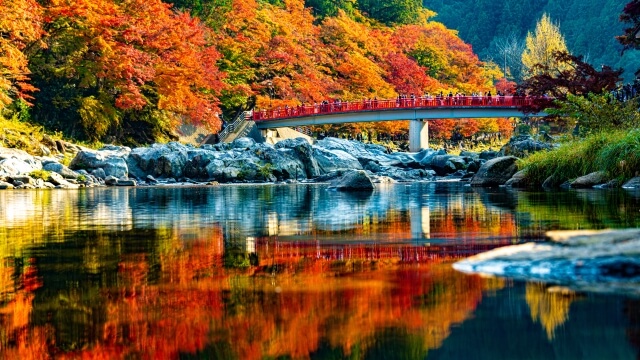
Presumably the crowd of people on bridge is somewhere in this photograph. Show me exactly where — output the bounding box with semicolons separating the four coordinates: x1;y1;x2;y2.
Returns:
252;91;529;121
611;78;640;101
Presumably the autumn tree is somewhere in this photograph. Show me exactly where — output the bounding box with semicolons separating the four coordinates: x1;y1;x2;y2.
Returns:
29;0;225;144
521;14;569;77
517;51;622;113
617;0;640;52
0;0;43;111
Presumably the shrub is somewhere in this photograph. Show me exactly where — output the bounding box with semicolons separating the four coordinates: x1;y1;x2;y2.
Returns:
518;130;635;185
29;169;52;182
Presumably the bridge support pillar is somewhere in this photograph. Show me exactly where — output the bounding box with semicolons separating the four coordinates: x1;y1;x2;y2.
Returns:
409;120;429;152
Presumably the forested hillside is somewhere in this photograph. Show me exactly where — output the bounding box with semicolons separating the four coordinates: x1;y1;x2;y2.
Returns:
1;0;501;145
425;0;639;81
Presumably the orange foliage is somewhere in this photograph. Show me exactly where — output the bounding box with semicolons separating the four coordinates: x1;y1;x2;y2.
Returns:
0;0;43;108
44;0;225;130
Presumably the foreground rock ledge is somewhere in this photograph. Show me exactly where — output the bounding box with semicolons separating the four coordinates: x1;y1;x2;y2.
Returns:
453;229;640;296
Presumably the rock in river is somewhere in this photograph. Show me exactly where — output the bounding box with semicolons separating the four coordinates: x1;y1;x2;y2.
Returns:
454;229;640;295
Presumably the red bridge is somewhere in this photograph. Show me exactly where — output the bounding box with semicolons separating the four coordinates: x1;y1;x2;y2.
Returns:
250;95;549;151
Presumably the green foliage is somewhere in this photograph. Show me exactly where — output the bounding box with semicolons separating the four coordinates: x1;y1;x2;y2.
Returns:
518;130;637;185
427;0;637;81
165;0;234;30
595;129;640;180
259;163;274;179
305;0;357;18
77;174;87;183
223;246;251;268
357;0;422;25
516;123;531;135
547;93;640;135
29;169;52;181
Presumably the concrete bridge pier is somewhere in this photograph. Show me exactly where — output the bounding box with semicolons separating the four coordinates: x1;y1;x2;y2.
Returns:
409;119;429;152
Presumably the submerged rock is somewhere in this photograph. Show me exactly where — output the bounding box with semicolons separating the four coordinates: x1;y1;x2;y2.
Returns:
454;229;640;296
570;171;607;188
470;156;518;187
329;170;375;191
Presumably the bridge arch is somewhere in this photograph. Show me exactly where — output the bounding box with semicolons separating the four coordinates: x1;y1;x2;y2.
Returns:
252;96;547;151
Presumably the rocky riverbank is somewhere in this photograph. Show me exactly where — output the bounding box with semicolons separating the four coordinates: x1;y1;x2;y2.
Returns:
1;135;640;190
454;229;640;296
0;136;491;189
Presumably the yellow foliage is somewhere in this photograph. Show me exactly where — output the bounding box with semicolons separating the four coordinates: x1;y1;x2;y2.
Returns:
525;282;578;340
522;13;569;77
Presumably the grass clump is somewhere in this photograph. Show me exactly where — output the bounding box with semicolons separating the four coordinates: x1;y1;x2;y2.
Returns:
29;169;52;182
518;130;637;185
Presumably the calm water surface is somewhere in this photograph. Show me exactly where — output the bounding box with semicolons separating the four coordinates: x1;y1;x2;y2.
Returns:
0;182;639;359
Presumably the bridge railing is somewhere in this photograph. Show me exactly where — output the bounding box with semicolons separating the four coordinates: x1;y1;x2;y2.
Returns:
252;95;550;121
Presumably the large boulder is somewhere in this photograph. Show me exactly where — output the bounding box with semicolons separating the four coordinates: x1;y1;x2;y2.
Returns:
276;137;320;178
329;170;375;191
501;135;553;158
126;142;189;179
570;171;607;188
313;147;362;173
0;157;42;176
470;156;518;187
427;155;466;176
70;146;130;178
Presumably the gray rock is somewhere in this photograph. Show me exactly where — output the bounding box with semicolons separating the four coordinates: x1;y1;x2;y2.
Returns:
466;159;482;173
479;150;500;160
470;156;518;187
429;155;458;176
570;171;608;188
70;149;128;178
91;168;107;179
505;170;530;188
453;229;640;296
623;177;640;189
594;179;621;189
104;176;118;186
313;147;362;173
329;170;375;191
116;179;137;186
0;181;14;189
0;157;42;176
7;175;33;185
48;172;79;188
231;137;256;149
43;162;79;179
501;135;553;158
542;174;568;189
276;137;320;178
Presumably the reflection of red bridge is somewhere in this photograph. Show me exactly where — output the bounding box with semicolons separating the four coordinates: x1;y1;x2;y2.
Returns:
255;240;509;265
251;96;550;151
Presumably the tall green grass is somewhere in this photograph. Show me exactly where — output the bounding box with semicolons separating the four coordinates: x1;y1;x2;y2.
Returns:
518;130;638;185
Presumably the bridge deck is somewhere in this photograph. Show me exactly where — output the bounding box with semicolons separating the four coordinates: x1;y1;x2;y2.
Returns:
252;96;548;128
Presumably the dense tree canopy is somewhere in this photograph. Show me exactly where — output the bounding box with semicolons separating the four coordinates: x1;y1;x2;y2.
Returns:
427;0;638;81
1;0;511;144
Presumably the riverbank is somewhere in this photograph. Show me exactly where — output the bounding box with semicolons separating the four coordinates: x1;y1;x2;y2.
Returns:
514;129;640;189
2;116;640;190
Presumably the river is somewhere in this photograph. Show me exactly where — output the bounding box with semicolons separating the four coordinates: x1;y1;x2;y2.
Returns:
0;183;639;359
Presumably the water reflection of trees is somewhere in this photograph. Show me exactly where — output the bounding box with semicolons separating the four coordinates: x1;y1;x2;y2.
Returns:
0;228;505;359
525;283;580;340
